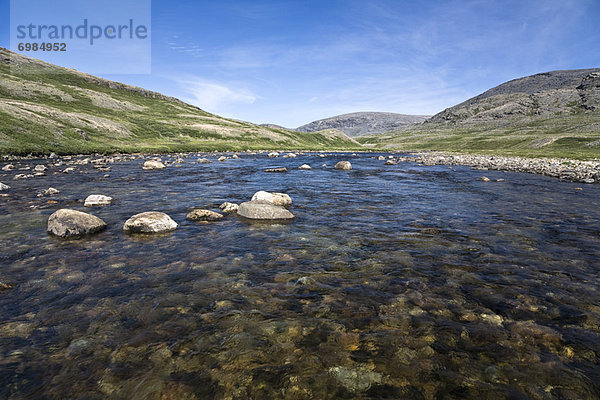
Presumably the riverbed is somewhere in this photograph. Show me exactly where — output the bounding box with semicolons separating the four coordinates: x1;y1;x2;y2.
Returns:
1;152;599;399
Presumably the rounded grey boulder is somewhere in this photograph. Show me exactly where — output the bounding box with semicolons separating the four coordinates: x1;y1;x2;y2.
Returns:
84;194;113;207
251;191;292;207
47;209;107;238
123;212;178;233
142;160;166;170
334;161;352;170
237;201;294;220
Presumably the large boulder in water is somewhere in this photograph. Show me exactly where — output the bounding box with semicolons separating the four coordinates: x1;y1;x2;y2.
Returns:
142;160;166;170
123;212;178;233
334;161;352;170
251;191;292;207
47;209;107;238
237;201;294;220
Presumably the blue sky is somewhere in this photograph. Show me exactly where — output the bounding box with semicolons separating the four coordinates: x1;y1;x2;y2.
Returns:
1;0;600;127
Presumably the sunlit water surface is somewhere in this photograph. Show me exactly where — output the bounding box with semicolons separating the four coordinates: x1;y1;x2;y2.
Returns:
1;153;599;399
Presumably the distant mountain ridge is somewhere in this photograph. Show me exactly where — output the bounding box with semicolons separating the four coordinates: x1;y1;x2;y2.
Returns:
296;112;430;137
428;68;600;124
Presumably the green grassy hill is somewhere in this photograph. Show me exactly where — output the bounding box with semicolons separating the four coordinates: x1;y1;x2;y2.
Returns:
0;48;361;155
360;69;600;159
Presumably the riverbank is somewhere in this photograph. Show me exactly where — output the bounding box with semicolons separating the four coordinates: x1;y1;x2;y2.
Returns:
396;152;600;184
2;150;600;184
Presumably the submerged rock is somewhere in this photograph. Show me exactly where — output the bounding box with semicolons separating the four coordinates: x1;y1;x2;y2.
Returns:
237;201;295;220
385;159;397;165
219;202;239;213
186;209;223;222
0;182;9;191
328;366;383;393
480;176;491;182
123;212;178;233
251;191;292;207
84;194;113;207
14;174;33;180
2;164;15;171
47;209;107;238
197;158;212;164
334;161;352;170
264;167;287;173
143;160;166;170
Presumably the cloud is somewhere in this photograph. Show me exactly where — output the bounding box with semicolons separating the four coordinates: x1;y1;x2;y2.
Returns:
174;77;258;112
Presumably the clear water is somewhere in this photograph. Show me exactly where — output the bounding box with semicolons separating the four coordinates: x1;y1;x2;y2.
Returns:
1;153;599;399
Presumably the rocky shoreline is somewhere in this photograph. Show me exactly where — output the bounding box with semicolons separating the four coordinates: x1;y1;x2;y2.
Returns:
397;152;600;184
2;150;600;184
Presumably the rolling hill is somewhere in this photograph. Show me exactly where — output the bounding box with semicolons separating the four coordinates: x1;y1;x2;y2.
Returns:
0;48;360;155
360;69;600;159
297;112;429;137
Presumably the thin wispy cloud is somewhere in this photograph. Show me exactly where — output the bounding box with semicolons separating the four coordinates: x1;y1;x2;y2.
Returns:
76;0;600;127
173;76;258;115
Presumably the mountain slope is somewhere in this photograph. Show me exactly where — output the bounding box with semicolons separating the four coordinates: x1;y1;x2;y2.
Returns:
0;48;360;154
296;112;429;137
429;69;600;124
360;69;600;159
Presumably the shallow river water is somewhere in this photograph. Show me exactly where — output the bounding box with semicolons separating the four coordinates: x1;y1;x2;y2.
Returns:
1;152;599;399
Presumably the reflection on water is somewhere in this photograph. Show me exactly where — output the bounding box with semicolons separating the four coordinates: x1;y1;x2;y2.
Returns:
1;153;599;399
